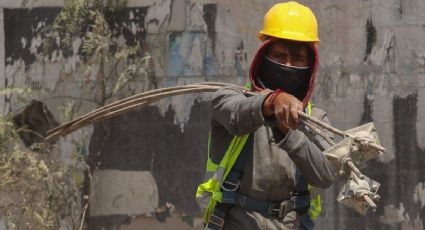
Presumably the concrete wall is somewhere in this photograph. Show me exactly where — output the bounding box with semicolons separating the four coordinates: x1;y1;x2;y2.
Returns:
0;0;424;229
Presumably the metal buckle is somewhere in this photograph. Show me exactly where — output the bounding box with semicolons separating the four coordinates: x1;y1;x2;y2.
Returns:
221;180;240;192
208;213;225;228
270;200;288;218
279;201;289;218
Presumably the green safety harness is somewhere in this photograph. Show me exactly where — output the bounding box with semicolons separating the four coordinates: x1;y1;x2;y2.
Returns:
196;92;321;230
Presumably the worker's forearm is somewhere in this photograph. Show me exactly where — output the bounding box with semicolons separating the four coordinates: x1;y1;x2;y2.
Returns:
279;130;335;188
212;87;271;136
271;111;336;188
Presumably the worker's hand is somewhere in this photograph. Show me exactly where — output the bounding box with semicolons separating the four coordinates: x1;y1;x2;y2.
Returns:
263;92;303;132
277;123;290;134
273;92;303;130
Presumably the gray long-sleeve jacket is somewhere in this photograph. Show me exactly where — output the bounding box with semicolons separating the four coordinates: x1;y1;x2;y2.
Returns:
209;87;336;230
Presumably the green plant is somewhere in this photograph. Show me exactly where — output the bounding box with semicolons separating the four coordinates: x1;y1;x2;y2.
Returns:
0;116;86;230
1;1;156;229
42;0;154;106
0;0;156;230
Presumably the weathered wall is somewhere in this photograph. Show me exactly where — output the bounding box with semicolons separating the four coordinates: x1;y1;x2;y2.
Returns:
0;0;424;229
312;0;425;229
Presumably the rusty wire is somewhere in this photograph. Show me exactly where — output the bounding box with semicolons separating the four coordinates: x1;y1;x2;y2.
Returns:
45;82;385;154
46;83;239;141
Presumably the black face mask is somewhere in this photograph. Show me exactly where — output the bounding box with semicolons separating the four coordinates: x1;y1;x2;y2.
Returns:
258;56;311;100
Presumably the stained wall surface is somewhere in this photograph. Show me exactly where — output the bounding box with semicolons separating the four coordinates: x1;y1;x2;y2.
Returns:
0;0;424;229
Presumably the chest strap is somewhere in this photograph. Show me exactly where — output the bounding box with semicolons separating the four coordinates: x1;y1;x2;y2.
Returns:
222;190;310;217
206;134;311;230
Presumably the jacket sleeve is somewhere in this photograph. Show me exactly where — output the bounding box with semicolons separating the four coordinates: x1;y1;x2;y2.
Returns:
272;110;336;188
212;87;271;136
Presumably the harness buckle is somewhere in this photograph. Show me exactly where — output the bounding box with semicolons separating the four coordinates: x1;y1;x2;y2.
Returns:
270;200;289;218
277;200;289;218
221;180;240;192
207;213;225;228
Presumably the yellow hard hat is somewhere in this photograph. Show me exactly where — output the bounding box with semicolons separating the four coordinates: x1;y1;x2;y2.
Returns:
258;1;319;42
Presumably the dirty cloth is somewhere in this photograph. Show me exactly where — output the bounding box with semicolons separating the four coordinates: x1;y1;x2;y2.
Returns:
208;87;336;230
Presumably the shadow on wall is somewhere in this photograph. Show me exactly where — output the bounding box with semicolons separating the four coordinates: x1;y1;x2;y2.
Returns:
88;99;210;229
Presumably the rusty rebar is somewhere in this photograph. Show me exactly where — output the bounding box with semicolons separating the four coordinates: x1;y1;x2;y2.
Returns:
346;159;364;180
45;82;386;156
47;84;217;135
300;120;335;146
297;111;386;153
46;85;220;141
351;171;377;209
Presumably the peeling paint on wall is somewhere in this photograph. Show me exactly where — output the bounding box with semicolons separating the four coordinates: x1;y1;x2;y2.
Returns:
90;170;159;216
364;17;377;61
371;94;395;163
415;74;425;151
156;94;210;132
89;99;210;217
378;204;409;224
144;0;171;34
167;32;206;77
368;31;396;71
413;182;425;208
4;8;61;66
189;2;205;31
168;0;186;32
202;3;216;54
2;0;425;229
378;204;424;229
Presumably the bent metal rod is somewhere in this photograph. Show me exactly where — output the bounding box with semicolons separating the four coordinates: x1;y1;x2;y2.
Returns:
45;82;386;155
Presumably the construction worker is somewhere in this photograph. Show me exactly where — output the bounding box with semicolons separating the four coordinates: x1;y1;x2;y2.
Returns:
197;2;336;230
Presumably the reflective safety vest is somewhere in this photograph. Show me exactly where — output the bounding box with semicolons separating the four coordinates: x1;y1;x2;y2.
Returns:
196;102;321;223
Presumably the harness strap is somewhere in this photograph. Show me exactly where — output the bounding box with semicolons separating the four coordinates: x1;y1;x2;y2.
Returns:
206;204;231;230
295;168;315;229
222;190;310;217
207;104;316;229
206;135;253;230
